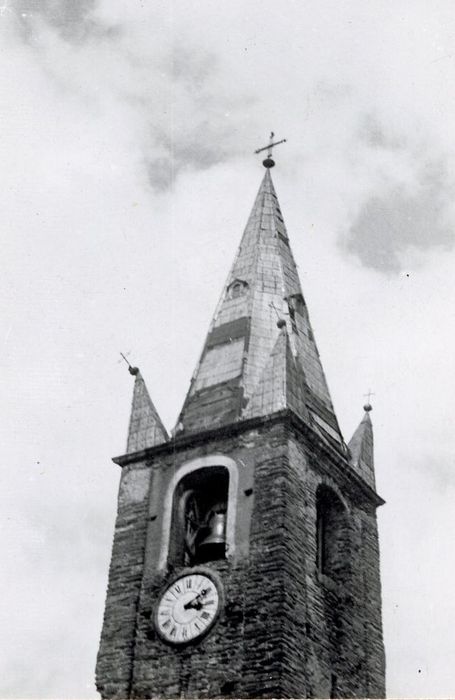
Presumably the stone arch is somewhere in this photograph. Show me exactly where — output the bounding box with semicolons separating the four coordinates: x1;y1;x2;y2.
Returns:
158;455;239;570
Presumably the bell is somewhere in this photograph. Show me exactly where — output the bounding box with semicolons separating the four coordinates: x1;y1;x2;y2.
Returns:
196;509;226;563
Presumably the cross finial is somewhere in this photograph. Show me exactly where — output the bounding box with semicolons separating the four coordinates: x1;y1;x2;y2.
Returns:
120;351;139;376
269;301;287;328
255;131;287;168
363;389;375;412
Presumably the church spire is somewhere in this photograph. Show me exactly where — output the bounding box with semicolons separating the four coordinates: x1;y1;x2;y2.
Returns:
176;165;345;451
126;367;168;453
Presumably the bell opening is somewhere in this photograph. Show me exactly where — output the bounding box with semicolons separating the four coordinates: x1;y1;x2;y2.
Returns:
169;466;230;568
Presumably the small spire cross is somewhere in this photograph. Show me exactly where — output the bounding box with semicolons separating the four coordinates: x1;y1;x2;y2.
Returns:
269;301;282;319
255;131;287;168
120;351;139;376
363;388;375;412
269;301;288;329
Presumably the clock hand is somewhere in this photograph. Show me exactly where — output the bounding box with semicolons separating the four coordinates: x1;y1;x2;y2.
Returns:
183;588;209;610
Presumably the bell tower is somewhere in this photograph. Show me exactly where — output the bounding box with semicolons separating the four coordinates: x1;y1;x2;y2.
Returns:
96;147;386;699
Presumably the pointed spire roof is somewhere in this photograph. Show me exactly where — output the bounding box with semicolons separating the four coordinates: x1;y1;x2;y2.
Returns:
127;369;168;453
244;324;309;421
177;168;344;451
348;407;375;489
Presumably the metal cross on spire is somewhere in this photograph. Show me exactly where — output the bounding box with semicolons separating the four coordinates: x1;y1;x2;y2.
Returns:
120;351;139;376
363;389;375;411
255;131;287;168
269;301;287;328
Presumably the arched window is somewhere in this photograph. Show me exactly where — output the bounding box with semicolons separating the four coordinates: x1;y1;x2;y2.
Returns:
227;279;248;300
316;485;349;579
169;466;229;567
231;282;243;298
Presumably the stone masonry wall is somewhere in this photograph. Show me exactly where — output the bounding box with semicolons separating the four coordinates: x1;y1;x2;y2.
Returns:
96;414;385;699
131;420;290;699
287;432;386;698
96;464;152;699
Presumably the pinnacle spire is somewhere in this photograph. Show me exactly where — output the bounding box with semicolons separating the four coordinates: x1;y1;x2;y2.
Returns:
244;324;308;421
127;370;168;453
176;168;344;451
348;407;375;489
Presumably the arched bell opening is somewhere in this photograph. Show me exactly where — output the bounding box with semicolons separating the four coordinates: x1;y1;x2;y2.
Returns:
315;485;350;580
169;466;229;567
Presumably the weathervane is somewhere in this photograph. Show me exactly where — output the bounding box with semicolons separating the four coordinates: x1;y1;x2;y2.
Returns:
363;389;375;412
255;131;287;168
120;351;139;376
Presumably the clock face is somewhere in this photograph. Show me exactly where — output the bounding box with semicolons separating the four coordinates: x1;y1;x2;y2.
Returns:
155;572;221;644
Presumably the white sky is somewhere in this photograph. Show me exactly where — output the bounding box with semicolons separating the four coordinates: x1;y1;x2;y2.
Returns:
1;0;455;696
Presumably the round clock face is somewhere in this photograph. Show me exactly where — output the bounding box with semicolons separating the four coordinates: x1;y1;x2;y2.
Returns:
155;572;221;644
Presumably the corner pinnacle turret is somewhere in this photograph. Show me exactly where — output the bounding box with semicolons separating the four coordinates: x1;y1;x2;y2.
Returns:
176;165;345;453
126;368;168;452
348;404;376;489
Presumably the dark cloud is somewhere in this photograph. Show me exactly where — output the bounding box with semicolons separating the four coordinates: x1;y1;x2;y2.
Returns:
340;159;455;272
145;46;258;191
146;145;228;192
14;0;120;42
147;124;237;191
146;121;253;191
146;157;173;193
358;114;404;150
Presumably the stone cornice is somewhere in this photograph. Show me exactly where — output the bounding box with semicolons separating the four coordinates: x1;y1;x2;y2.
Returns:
112;408;384;508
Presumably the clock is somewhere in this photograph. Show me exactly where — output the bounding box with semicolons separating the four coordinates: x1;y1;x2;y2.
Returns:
155;570;222;645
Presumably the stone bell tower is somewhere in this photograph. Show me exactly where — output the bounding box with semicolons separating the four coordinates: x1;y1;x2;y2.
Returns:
96;143;386;699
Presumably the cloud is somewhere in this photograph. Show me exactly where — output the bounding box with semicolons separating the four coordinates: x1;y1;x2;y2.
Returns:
144;41;263;190
145;46;259;190
358;114;404;151
340;156;455;272
9;2;259;193
14;0;119;42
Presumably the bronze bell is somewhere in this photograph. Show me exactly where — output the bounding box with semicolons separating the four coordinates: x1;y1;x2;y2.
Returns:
196;507;226;562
